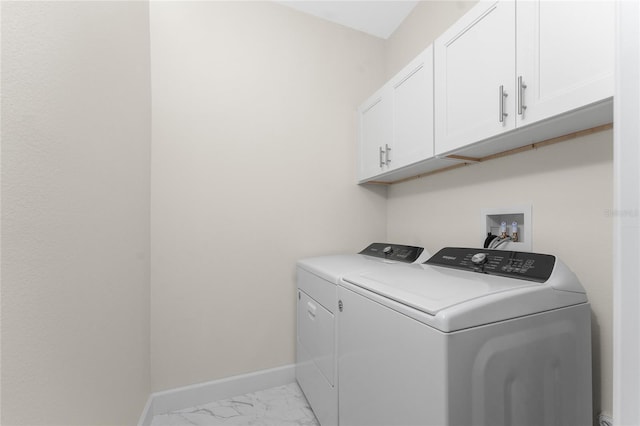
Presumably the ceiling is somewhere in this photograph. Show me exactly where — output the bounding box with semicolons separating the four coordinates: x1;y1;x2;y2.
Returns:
275;1;419;39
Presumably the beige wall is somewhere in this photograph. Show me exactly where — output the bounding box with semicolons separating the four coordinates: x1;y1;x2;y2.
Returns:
385;1;613;420
385;1;478;79
149;1;387;391
0;1;614;423
1;2;151;425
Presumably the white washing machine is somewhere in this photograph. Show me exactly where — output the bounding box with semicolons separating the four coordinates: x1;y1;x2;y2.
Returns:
296;243;431;426
338;247;592;426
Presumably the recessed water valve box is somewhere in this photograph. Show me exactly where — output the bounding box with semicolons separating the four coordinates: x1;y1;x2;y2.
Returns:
481;205;532;252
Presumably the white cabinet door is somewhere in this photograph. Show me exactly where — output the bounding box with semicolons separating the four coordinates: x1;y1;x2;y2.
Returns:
358;87;392;181
435;1;516;155
358;45;435;182
390;46;434;170
516;0;614;126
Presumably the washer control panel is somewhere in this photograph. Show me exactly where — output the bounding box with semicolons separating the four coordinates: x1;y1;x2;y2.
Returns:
426;247;556;283
359;243;424;263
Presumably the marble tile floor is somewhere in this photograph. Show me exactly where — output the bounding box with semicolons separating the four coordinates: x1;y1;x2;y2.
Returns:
151;382;320;426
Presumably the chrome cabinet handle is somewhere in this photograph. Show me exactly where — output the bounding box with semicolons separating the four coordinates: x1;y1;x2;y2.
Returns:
518;76;527;116
385;144;391;165
379;146;385;168
499;85;508;123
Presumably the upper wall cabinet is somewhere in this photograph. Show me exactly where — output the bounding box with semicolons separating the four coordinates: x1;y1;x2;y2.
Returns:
359;86;392;181
434;1;516;154
435;0;614;156
358;46;434;182
516;1;614;126
389;46;434;170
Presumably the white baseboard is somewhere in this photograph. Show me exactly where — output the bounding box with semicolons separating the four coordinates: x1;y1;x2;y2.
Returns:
137;395;154;426
138;364;296;426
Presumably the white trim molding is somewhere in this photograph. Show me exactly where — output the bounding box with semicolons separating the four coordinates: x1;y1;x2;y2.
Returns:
614;1;640;425
137;364;296;426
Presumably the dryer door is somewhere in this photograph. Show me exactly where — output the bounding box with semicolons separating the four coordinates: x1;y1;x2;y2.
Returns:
298;290;335;385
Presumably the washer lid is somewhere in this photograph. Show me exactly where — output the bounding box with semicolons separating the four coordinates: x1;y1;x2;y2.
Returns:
343;263;540;316
341;248;588;331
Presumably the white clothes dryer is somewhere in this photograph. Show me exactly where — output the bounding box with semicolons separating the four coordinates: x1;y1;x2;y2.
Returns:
296;243;430;426
338;247;592;426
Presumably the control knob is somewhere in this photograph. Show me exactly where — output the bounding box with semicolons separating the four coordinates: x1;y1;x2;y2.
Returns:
383;246;394;255
471;252;488;265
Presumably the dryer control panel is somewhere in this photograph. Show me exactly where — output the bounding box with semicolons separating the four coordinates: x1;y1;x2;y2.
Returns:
359;243;424;263
426;247;556;283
